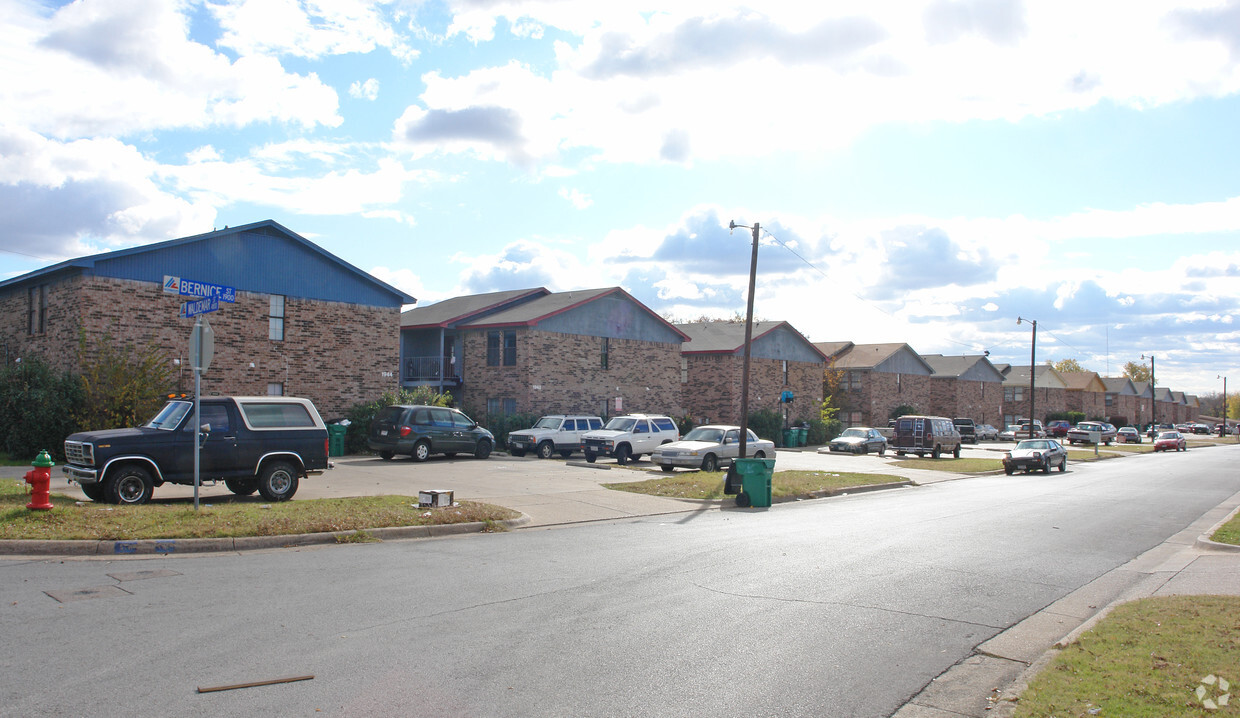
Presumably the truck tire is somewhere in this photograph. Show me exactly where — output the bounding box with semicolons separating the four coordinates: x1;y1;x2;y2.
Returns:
559;450;573;458
226;478;258;496
106;465;154;505
585;452;596;463
411;440;431;462
378;450;394;460
931;446;941;459
257;461;299;501
953;444;961;459
538;441;555;459
80;482;106;502
615;445;631;465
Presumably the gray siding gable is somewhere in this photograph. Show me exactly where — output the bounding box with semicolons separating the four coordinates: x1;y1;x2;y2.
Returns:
751;325;825;362
537;294;684;343
874;350;933;375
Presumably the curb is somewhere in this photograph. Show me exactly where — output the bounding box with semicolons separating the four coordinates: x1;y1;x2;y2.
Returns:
1195;501;1240;552
0;514;530;557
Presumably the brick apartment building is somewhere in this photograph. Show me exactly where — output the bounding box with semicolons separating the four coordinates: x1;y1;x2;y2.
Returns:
0;220;413;417
817;343;936;427
921;354;1005;426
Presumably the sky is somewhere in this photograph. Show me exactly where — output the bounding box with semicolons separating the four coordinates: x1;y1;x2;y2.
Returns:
2;0;1239;397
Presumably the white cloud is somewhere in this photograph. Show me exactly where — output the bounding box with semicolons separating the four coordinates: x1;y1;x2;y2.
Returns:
349;77;380;100
210;0;418;61
558;187;593;209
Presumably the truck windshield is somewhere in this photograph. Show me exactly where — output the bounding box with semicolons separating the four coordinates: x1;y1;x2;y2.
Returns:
145;401;192;431
534;417;562;429
604;417;636;431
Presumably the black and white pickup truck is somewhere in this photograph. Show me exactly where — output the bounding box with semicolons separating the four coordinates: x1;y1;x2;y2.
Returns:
62;396;330;505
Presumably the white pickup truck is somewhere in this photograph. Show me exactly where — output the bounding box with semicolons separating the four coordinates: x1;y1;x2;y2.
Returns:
582;414;680;465
507;415;603;458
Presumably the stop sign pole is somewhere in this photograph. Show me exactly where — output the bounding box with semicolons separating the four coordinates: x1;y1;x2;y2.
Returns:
189;316;214;510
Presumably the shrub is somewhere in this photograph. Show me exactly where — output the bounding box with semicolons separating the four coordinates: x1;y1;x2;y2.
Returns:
342;386;453;455
479;412;541;451
0;357;83;461
889;404;920;420
676;415;698;435
746;408;784;444
74;332;174;433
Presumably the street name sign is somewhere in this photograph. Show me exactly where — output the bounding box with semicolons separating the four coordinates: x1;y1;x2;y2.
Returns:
164;275;236;303
180;295;219;318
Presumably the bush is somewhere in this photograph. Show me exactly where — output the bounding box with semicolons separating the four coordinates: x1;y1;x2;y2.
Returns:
342;386;453;455
807;417;842;444
479;412;541;451
0;357;83;461
1046;410;1085;425
676;415;698;436
746;408;784;444
74;332;174;433
889;404;920;420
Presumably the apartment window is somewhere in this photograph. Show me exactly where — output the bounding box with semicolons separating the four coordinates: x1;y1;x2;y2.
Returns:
27;284;47;335
487;330;517;367
681;357;688;384
845;371;864;391
267;382;284;396
487;397;516;416
782;360;789;386
269;295;285;341
601;337;609;369
1003;386;1025;402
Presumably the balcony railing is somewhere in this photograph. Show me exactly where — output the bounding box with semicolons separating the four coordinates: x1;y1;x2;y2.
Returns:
403;356;460;383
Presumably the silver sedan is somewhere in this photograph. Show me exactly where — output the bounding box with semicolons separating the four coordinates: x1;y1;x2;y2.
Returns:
651;425;775;473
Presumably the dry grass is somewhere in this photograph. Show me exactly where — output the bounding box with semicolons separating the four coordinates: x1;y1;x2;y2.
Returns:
604;469;905;500
0;479;518;540
1013;595;1240;717
890;457;1003;472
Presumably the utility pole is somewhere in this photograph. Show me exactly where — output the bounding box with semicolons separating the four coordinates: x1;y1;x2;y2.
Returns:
1018;317;1036;437
729;220;760;459
1143;354;1156;428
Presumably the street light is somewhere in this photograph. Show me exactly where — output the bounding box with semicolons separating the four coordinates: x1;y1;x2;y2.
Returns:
1017;317;1036;437
728;219;761;459
1142;354;1156;429
1219;374;1228;438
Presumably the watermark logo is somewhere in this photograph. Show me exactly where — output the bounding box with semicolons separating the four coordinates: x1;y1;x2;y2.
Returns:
1196;674;1231;711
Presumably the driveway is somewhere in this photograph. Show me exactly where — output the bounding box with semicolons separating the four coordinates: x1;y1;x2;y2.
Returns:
2;447;1001;528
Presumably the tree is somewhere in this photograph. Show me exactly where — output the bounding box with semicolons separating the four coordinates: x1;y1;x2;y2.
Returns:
1048;358;1085;374
74;331;175;433
1122;360;1152;383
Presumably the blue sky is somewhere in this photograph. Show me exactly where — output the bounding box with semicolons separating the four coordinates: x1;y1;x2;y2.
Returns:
3;0;1239;396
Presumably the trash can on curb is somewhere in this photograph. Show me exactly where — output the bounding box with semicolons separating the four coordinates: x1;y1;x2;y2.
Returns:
795;426;808;446
782;428;795;448
732;457;775;508
327;424;347;457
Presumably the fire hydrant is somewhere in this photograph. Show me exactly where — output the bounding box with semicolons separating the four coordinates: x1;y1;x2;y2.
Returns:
24;450;55;511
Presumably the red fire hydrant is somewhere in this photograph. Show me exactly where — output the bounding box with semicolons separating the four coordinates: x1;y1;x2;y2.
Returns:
24;450;55;511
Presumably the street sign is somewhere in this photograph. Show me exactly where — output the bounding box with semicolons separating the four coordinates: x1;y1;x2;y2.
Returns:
189;318;214;372
180;295;219;318
164;275;236;303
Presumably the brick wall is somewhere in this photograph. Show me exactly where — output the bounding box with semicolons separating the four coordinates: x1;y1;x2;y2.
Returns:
1067;390;1107;420
926;378;1004;425
841;371;934;425
461;329;685;421
681;355;823;425
0;276;399;418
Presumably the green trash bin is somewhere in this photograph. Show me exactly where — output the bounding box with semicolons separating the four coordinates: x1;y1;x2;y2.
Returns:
327;424;347;457
782;428;795;448
795;426;808;447
733;457;775;508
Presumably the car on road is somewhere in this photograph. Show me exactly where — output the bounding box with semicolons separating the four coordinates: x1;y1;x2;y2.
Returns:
892;415;961;458
1116;426;1142;444
998;424;1023;441
1066;421;1116;445
650;425;773;473
507;414;603;458
1018;421;1046;439
1002;438;1067;475
1191;423;1211;435
368;404;494;461
975;423;999;441
953;418;977;444
1147;422;1174;438
1153;430;1187;452
1046;420;1072;438
826;426;888;455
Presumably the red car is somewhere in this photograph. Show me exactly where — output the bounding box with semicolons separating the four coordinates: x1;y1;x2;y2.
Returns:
1046;420;1071;438
1153;431;1187;452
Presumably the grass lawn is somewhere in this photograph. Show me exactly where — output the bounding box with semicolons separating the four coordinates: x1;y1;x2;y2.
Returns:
891;457;1003;473
604;469;906;500
1066;449;1123;462
0;452;38;467
1013;595;1240;718
1211;512;1240;546
0;480;518;540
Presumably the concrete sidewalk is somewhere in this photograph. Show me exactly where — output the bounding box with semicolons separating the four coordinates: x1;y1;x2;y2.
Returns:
893;487;1240;718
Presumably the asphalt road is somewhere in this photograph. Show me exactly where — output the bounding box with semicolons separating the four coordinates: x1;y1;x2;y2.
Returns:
3;446;1238;717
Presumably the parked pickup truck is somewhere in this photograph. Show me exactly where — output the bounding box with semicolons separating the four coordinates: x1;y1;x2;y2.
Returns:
62;396;330;505
582;414;680;465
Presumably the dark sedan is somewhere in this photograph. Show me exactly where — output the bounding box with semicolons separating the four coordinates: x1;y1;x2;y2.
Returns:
1003;438;1067;475
826;427;888;455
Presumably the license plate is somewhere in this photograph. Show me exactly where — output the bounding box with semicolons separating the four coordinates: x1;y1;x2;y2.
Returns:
380;430;388;436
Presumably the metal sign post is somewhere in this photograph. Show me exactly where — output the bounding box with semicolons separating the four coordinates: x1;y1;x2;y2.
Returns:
188;317;214;511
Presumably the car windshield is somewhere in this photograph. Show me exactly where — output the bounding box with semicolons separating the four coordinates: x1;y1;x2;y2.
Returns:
1015;440;1050;450
840;428;867;438
534;417;562;429
145;401;192;430
684;427;725;443
604;417;635;431
1005;425;1021;432
1158;431;1180;439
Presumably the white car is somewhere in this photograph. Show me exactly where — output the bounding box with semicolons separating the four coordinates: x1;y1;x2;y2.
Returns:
651;425;774;473
506;414;603;458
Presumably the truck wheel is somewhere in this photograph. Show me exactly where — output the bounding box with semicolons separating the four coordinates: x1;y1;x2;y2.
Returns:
378;450;394;460
258;461;298;501
225;478;258;496
616;445;631;465
80;482;106;502
559;450;573;458
537;442;555;459
931;446;941;459
585;453;596;463
411;440;431;462
106;465;154;505
701;454;718;473
953;444;961;459
753;451;766;459
511;449;526;457
1004;466;1014;475
474;439;493;459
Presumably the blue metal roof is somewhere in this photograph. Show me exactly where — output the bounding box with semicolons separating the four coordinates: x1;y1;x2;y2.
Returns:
0;220;415;307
